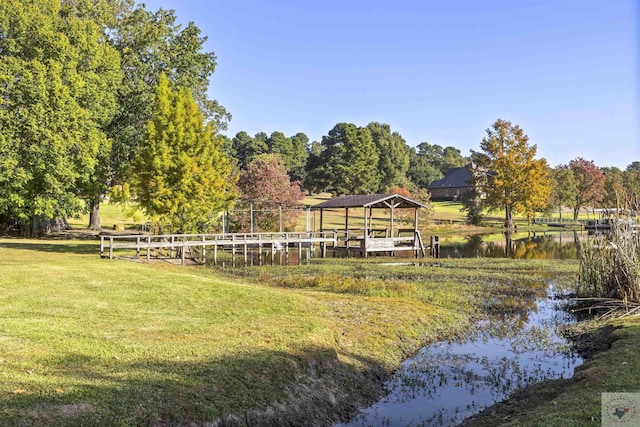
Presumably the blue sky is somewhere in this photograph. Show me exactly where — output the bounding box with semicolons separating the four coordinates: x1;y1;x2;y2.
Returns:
141;1;638;169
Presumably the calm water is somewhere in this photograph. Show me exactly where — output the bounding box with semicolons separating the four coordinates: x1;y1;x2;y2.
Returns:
339;284;582;427
212;231;584;267
438;231;583;259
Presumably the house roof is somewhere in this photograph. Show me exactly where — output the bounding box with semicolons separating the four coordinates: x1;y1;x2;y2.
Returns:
311;193;426;210
428;164;473;189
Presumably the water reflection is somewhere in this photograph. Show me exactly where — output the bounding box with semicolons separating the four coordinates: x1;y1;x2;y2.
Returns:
439;231;582;259
340;284;582;427
211;231;584;267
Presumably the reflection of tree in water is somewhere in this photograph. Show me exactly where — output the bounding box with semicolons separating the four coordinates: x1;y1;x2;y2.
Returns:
482;281;547;334
358;286;581;427
445;232;581;259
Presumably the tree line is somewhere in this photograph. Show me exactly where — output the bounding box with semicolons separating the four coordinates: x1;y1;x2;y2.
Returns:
462;119;640;227
0;0;468;235
1;0;231;235
1;2;637;235
227;123;467;197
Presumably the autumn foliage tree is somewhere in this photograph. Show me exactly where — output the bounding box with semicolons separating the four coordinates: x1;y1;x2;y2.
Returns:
472;119;551;227
568;158;605;220
123;74;237;233
233;154;304;232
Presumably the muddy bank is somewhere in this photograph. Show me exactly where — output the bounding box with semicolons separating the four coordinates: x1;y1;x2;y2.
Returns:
211;320;620;427
210;353;398;426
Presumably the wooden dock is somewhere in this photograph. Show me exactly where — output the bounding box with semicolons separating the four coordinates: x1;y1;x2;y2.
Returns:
100;230;440;263
333;228;429;257
533;217;583;228
100;231;338;264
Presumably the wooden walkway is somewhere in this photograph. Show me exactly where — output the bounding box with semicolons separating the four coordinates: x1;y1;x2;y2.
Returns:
100;231;338;263
100;230;439;263
533;217;583;228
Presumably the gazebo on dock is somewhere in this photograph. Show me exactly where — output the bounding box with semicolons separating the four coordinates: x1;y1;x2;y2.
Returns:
311;193;428;257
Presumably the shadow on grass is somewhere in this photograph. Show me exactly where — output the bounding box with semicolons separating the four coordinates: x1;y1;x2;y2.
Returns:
0;346;387;427
0;240;99;255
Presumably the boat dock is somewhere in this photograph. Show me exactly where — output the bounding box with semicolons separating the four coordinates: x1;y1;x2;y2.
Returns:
100;229;439;264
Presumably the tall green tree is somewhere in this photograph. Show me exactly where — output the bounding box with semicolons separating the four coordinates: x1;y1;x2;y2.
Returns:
320;123;380;195
303;141;327;194
416;142;468;175
568;158;605;220
288;132;310;183
266;132;293;163
546;166;578;218
407;142;468;189
125;75;236;233
367;122;410;191
231;131;267;169
624;162;640;198
0;0;121;235
472;119;551;227
601;166;625;209
407;147;443;188
94;4;229;229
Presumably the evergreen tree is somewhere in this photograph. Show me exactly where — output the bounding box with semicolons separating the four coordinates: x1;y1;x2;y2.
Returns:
407;147;443;188
624;162;640;198
127;74;237;233
320;123;380;195
266;131;294;165
303;141;327;194
289;132;310;184
231;131;267;169
367;122;410;191
99;4;228;229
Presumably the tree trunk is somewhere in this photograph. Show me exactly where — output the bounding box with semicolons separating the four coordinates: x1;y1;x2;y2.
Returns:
88;197;101;230
504;205;513;228
25;216;70;237
573;207;579;221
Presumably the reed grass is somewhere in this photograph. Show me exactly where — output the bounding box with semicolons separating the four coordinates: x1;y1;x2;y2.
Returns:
578;218;640;316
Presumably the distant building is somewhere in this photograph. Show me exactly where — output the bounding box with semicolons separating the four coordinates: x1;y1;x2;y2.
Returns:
427;164;474;201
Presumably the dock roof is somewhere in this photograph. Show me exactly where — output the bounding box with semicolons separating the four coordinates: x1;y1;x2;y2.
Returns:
311;193;426;210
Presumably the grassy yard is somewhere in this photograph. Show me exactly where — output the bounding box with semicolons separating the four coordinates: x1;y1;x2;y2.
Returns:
2;239;637;426
0;238;582;426
67;202;147;231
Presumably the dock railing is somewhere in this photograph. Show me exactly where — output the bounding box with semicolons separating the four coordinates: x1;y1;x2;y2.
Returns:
100;231;338;262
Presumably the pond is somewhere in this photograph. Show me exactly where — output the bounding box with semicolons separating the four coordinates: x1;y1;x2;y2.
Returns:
338;283;582;427
438;231;584;259
211;231;586;268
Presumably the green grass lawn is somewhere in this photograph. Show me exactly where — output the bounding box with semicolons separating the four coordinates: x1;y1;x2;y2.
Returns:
67;201;147;230
3;239;636;426
0;238;584;426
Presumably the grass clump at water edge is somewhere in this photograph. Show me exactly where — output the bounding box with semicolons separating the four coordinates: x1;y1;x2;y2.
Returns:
578;219;640;316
